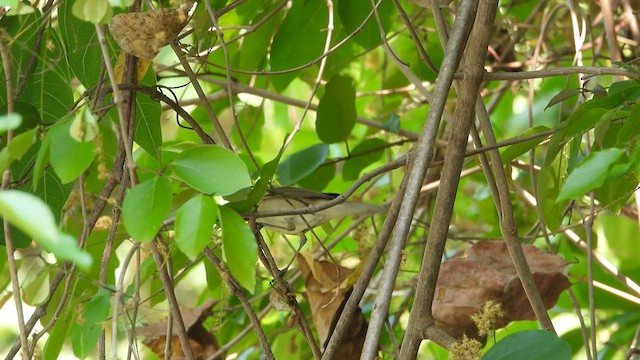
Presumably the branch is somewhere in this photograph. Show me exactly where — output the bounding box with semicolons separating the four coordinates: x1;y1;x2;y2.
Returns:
252;226;322;359
150;241;196;360
483;65;639;81
321;173;408;359
203;248;275;360
400;1;497;358
0;35;30;360
114;84;214;144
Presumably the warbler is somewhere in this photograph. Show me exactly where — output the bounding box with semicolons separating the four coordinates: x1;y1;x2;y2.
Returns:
255;187;385;234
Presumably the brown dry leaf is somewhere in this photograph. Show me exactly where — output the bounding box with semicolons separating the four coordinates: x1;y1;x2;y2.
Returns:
501;270;572;321
466;241;572;321
432;260;508;339
298;254;367;359
109;7;189;60
432;241;571;339
138;299;221;360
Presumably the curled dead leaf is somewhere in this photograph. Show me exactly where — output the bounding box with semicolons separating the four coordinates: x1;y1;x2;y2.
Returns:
298;254;367;359
109;7;189;60
138;299;220;360
432;241;572;339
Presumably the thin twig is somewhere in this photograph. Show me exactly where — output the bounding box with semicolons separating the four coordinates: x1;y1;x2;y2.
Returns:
282;0;335;151
94;25;138;183
4;269;67;360
252;226;321;359
0;36;31;360
484;65;639;81
112;242;140;359
170;42;233;149
205;2;258;167
584;195;598;358
203;248;276;360
200;76;428;142
567;289;593;360
150;241;196;360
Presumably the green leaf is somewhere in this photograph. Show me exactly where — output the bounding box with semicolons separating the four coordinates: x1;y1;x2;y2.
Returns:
134;146;162;183
298;162;336;191
618;102;640;144
316;75;357;144
0;190;56;246
337;0;394;49
135;89;163;159
231;144;285;213
171;145;252;196
236;5;283;74
0;128;37;174
594;171;638;213
0;0;20;8
70;291;110;358
0;102;41;134
122;176;172;242
0;10;73;122
49;122;97;184
204;258;221;291
22;257;50;305
219;206;257;292
32;130;52;192
343;138;387;180
59;0;105;87
83;290;111;323
0;113;22;132
107;0;134;7
545;81;640;163
0;190;91;270
175;195;217;259
544;88;582;110
276;143;330;186
548;107;608;161
484;330;571;360
270;0;327;91
46;233;93;270
70;109;99;142
42;298;75;360
4;165;75;249
0;13;38;106
34;26;74;122
499;126;551;163
8;128;37;161
71;0;111;24
537;151;569;232
557;148;625;202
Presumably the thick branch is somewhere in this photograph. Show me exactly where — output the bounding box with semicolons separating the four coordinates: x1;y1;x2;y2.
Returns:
400;1;496;358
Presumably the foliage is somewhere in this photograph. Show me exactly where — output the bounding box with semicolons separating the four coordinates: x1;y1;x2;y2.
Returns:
0;0;639;359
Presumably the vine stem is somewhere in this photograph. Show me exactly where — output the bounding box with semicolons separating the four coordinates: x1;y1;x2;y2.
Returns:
0;36;31;360
150;241;196;360
282;0;335;152
203;248;276;360
94;24;138;185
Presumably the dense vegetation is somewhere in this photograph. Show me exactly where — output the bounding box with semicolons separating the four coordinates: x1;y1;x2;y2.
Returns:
1;0;639;359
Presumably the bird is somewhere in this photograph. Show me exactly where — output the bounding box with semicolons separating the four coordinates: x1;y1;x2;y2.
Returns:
253;186;385;276
254;187;386;235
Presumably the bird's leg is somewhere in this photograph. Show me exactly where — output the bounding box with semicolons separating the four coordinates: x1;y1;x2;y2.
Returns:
278;232;308;277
